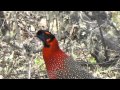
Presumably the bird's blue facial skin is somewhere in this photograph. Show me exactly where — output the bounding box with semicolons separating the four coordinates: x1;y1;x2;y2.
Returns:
37;34;45;42
37;34;50;47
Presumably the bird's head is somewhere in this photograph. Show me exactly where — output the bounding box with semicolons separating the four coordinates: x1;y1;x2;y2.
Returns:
36;30;56;48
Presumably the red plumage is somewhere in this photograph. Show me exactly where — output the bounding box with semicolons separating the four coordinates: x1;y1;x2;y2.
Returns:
43;38;69;78
36;30;96;79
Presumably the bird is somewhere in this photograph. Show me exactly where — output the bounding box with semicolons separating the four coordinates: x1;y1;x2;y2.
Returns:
36;30;97;79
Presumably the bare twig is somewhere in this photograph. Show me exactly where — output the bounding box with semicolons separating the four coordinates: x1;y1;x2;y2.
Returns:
28;59;32;79
98;24;109;62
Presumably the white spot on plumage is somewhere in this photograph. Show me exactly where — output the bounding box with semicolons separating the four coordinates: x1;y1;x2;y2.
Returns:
45;46;95;79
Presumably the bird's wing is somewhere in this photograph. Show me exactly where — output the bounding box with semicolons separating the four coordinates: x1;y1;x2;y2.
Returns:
55;57;95;79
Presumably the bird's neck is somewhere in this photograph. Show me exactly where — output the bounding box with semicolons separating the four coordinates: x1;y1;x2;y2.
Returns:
47;38;60;52
42;38;61;59
42;38;69;70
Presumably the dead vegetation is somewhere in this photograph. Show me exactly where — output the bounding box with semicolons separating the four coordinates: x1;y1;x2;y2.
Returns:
0;11;120;79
